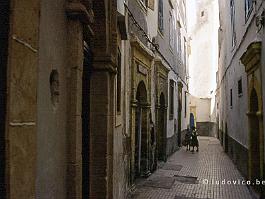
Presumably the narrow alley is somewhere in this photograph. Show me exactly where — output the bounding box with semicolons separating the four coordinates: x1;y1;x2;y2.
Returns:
132;137;252;199
1;0;265;198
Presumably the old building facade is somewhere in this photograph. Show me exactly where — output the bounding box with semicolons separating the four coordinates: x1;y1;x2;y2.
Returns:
217;0;265;195
0;0;129;198
125;0;189;193
0;0;189;198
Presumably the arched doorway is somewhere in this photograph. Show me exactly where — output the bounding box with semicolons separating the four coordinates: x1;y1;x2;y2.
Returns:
82;43;92;198
249;88;260;181
158;93;166;161
135;81;148;178
0;0;9;196
190;113;195;129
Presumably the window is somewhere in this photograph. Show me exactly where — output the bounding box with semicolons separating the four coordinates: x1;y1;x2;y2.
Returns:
184;42;187;67
116;49;121;113
238;78;243;96
230;0;236;47
177;30;181;56
169;80;174;119
245;0;253;20
184;92;187;118
201;11;204;17
158;0;164;33
169;12;174;49
230;89;233;108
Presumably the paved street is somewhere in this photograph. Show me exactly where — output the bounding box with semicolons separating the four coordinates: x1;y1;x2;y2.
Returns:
131;137;252;199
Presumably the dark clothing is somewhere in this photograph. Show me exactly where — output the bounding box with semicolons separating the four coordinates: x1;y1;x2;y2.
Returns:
191;130;199;147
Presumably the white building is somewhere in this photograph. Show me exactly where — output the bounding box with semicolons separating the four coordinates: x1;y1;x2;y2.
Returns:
187;0;219;136
217;0;265;194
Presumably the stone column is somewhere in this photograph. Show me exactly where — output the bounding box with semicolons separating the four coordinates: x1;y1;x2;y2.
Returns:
5;0;40;198
65;1;93;198
66;19;83;199
89;67;116;199
130;100;138;185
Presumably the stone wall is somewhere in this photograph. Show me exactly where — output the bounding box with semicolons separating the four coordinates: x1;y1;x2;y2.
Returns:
36;0;68;197
166;133;178;158
6;0;40;197
227;135;248;178
196;122;217;137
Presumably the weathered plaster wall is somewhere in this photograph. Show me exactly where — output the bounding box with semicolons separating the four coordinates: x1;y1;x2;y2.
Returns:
217;0;264;149
190;96;211;122
217;0;265;181
36;0;68;198
113;36;129;199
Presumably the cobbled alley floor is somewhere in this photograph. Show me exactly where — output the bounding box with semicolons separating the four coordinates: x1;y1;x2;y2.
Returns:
131;136;253;199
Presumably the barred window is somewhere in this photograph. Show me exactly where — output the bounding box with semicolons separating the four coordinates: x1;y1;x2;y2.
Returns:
158;0;164;33
169;12;174;49
230;0;236;47
169;80;174;119
238;78;243;96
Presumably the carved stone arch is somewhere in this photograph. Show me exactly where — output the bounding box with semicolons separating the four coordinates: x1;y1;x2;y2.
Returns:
136;80;148;104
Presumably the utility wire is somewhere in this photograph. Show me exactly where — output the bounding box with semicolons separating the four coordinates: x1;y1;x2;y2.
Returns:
124;3;188;88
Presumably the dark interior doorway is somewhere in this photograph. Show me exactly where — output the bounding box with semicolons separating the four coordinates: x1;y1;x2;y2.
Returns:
82;43;92;198
135;81;148;178
177;90;182;147
158;93;165;161
249;88;260;181
225;123;228;153
0;0;9;197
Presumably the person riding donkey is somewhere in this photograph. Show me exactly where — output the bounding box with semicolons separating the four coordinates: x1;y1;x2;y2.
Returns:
190;126;199;152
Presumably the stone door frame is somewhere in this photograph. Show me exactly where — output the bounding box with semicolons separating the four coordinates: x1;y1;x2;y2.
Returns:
241;41;264;181
154;58;169;162
130;37;153;183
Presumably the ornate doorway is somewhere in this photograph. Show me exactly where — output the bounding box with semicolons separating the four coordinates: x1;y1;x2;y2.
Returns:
240;42;264;184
